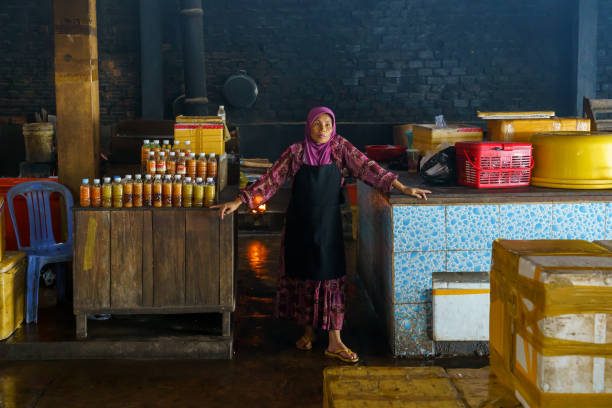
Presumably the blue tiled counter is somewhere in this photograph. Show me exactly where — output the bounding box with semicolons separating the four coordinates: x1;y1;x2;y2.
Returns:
357;173;612;357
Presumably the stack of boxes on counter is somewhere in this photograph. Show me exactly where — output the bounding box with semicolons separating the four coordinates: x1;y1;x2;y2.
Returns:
79;139;218;208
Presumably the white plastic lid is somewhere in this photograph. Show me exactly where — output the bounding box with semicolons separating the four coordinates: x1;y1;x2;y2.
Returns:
219;105;224;109
145;174;152;179
154;174;161;179
184;177;191;182
199;152;205;157
82;178;89;184
149;151;155;156
153;139;160;144
159;151;165;157
179;152;186;156
185;140;191;145
103;177;111;183
209;153;216;158
175;175;182;180
125;175;132;180
114;176;121;181
93;178;100;184
196;177;203;183
144;139;150;144
189;152;196;158
163;140;170;145
174;140;180;145
169;151;176;156
164;175;171;179
206;177;214;182
135;174;142;180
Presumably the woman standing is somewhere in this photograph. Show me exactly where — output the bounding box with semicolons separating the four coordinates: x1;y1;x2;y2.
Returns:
214;107;430;363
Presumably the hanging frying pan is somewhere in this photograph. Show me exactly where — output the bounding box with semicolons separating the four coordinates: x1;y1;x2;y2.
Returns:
223;70;258;108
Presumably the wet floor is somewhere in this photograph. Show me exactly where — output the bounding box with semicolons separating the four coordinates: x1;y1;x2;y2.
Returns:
0;235;488;407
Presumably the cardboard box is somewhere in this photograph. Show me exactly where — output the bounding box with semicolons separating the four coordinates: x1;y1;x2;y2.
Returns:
392;124;415;147
486;117;590;142
412;124;483;154
490;239;612;407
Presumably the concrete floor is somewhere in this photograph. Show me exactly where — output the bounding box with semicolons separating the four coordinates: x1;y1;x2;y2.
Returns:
0;235;487;408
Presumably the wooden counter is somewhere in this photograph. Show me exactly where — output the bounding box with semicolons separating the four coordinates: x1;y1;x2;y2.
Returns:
72;205;235;341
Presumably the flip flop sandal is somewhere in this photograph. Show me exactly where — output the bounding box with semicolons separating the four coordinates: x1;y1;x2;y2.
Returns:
296;335;316;351
325;348;359;363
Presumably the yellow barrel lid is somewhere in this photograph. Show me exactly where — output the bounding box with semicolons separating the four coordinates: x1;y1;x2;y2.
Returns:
531;130;612;143
0;251;26;273
530;131;612;189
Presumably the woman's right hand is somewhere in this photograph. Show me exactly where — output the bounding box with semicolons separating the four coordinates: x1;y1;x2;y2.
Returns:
211;198;243;220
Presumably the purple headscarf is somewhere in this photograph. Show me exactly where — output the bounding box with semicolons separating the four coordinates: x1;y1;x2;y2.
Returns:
303;106;337;166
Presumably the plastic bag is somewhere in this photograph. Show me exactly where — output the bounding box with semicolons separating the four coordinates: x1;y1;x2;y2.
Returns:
418;146;457;185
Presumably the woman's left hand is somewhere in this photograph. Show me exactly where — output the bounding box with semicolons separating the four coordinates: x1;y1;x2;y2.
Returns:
401;186;431;200
391;179;431;200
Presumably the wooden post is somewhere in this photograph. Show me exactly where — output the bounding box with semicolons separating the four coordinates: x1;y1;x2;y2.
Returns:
53;0;100;197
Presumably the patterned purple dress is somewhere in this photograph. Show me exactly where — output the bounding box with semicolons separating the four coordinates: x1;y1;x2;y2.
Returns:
239;136;398;330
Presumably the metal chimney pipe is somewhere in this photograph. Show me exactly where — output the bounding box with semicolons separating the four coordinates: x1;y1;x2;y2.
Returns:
179;0;208;116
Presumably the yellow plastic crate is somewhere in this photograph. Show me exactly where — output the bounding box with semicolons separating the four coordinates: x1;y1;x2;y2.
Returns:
486;117;590;142
0;197;5;262
490;239;612;408
174;115;226;155
0;251;26;340
323;366;466;408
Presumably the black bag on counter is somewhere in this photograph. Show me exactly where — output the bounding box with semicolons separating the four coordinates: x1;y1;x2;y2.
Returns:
418;146;457;185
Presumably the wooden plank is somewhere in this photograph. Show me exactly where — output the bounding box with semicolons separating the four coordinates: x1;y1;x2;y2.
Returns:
73;210;110;310
153;209;185;306
75;313;87;339
219;212;234;306
185;211;219;305
142;210;153;307
222;312;231;337
70;305;234;314
110;211;143;308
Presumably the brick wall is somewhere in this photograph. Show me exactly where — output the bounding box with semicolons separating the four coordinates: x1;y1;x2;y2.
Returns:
97;0;141;125
0;0;55;120
2;0;610;125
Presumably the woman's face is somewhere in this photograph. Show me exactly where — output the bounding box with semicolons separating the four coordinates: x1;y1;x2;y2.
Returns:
310;114;333;144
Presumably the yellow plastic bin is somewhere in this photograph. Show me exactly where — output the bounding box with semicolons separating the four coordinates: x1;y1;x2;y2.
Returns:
0;251;26;340
531;131;612;189
0;197;5;262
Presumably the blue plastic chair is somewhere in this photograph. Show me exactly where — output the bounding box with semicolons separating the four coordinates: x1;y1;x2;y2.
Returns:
7;181;73;323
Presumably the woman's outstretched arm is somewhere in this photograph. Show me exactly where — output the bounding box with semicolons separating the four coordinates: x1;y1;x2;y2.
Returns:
213;145;295;219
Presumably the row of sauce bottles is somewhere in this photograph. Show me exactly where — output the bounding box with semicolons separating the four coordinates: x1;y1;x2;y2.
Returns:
79;175;216;208
141;139;217;180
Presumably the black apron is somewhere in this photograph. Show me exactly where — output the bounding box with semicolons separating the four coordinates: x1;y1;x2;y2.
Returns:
284;163;346;281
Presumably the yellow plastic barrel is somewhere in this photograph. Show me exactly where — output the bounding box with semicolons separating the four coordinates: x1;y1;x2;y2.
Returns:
530;131;612;189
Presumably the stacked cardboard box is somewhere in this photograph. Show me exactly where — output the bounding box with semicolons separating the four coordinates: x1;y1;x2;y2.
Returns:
412;124;483;154
490;239;612;407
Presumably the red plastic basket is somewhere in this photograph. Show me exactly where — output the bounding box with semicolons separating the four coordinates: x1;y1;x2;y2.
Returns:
455;142;533;188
